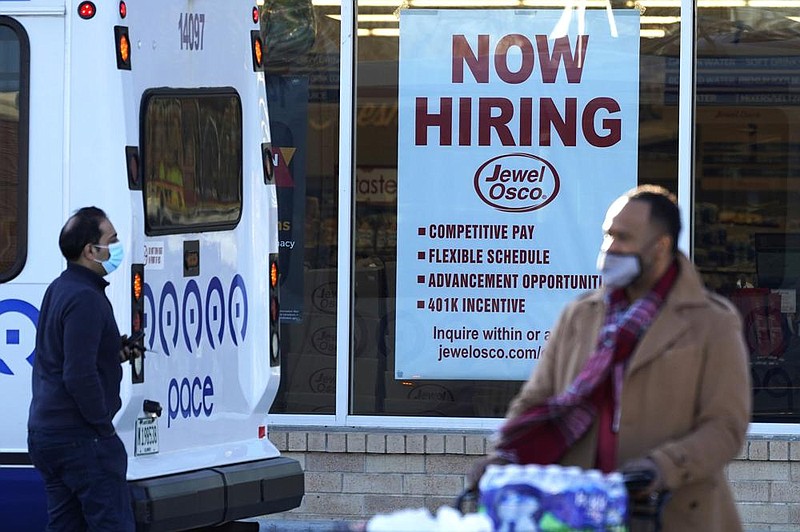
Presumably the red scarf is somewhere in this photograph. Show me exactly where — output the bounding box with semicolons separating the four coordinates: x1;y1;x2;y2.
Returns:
495;261;679;469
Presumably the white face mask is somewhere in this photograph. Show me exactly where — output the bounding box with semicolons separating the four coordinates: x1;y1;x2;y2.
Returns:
596;251;642;288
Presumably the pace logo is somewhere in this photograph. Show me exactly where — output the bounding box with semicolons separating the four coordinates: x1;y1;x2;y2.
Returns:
167;374;214;428
143;275;249;357
0;299;39;376
473;153;560;213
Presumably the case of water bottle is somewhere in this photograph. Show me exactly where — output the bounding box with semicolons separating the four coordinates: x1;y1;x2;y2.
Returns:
478;464;629;531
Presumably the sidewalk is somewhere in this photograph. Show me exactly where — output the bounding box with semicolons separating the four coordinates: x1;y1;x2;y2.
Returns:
250;519;777;532
250;519;363;531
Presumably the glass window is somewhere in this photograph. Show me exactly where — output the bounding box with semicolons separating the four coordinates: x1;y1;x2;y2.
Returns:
352;2;680;417
264;0;342;414
692;2;800;423
142;90;243;235
0;18;29;282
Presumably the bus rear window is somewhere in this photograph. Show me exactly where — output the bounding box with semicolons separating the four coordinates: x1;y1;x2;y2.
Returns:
142;90;243;234
0;19;29;282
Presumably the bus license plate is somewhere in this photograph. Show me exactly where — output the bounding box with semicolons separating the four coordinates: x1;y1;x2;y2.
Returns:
135;417;159;456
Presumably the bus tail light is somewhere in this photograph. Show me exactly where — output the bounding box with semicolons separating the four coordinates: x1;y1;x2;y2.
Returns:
269;254;280;367
131;264;145;383
251;31;264;71
115;26;131;70
78;1;96;19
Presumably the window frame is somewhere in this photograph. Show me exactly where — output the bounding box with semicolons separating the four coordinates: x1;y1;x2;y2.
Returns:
0;16;30;283
139;87;244;237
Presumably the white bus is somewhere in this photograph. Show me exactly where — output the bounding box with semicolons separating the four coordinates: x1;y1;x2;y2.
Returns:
0;0;303;529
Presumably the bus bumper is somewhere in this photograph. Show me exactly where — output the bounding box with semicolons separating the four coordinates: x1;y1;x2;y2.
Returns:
129;456;304;531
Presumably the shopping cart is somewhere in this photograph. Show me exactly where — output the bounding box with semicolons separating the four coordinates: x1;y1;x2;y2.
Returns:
455;467;670;532
620;469;670;532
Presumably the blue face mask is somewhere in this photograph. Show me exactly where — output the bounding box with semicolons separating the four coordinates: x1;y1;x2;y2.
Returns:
93;241;124;275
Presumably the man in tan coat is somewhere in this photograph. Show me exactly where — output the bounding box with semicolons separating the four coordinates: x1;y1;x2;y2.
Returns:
487;186;750;531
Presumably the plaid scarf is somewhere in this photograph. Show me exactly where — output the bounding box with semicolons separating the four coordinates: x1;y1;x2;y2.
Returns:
495;261;678;466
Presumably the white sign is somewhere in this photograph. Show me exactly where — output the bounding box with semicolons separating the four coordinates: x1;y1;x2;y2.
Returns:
396;9;640;380
144;241;165;270
135;416;159;456
772;289;797;314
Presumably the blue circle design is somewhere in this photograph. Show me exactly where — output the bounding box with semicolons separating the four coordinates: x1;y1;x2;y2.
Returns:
158;282;179;357
143;283;156;351
227;275;248;346
205;277;225;349
182;280;203;353
0;299;40;376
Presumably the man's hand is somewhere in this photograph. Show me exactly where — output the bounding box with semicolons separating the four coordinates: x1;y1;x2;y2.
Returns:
620;457;664;500
119;334;145;363
466;454;510;491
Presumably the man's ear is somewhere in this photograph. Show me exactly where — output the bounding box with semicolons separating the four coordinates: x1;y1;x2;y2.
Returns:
82;243;96;261
658;234;673;257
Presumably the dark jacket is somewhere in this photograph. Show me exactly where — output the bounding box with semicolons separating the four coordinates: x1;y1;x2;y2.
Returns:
28;262;122;436
506;254;751;531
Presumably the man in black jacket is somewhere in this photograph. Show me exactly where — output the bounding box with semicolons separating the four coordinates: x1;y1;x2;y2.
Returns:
27;207;135;531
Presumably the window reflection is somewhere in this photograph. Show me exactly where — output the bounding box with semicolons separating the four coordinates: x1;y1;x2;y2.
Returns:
265;0;342;414
692;3;800;422
353;1;679;417
273;0;800;422
0;23;24;279
143;92;242;233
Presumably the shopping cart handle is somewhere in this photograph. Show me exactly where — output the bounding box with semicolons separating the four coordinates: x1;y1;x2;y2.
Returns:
453;487;478;513
622;468;656;492
623;469;671;532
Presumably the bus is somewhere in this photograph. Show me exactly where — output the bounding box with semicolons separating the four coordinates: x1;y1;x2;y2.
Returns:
0;0;303;529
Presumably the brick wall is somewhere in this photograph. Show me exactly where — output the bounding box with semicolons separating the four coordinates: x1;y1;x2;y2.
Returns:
731;438;800;530
268;428;800;530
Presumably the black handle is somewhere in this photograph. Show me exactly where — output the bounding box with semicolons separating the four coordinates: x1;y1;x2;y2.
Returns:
143;400;162;417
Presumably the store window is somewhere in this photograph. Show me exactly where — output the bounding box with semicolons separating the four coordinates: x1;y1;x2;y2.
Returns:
142;90;243;235
692;3;800;423
0;19;29;282
352;2;680;417
264;0;342;413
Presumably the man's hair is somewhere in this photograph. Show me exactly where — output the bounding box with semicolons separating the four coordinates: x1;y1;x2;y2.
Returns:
626;185;681;254
59;206;108;261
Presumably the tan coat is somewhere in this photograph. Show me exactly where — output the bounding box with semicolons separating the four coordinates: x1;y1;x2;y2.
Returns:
505;254;751;532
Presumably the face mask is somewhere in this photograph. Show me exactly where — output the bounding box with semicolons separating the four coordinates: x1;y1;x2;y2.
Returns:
596;251;641;289
93;242;124;275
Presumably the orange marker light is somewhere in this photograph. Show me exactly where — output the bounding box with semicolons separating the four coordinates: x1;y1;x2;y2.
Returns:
270;261;278;288
114;26;131;70
133;272;143;301
78;1;96;19
119;33;130;63
254;38;263;67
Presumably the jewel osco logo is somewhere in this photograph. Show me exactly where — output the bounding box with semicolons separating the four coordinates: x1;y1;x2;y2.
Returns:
474;153;560;213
